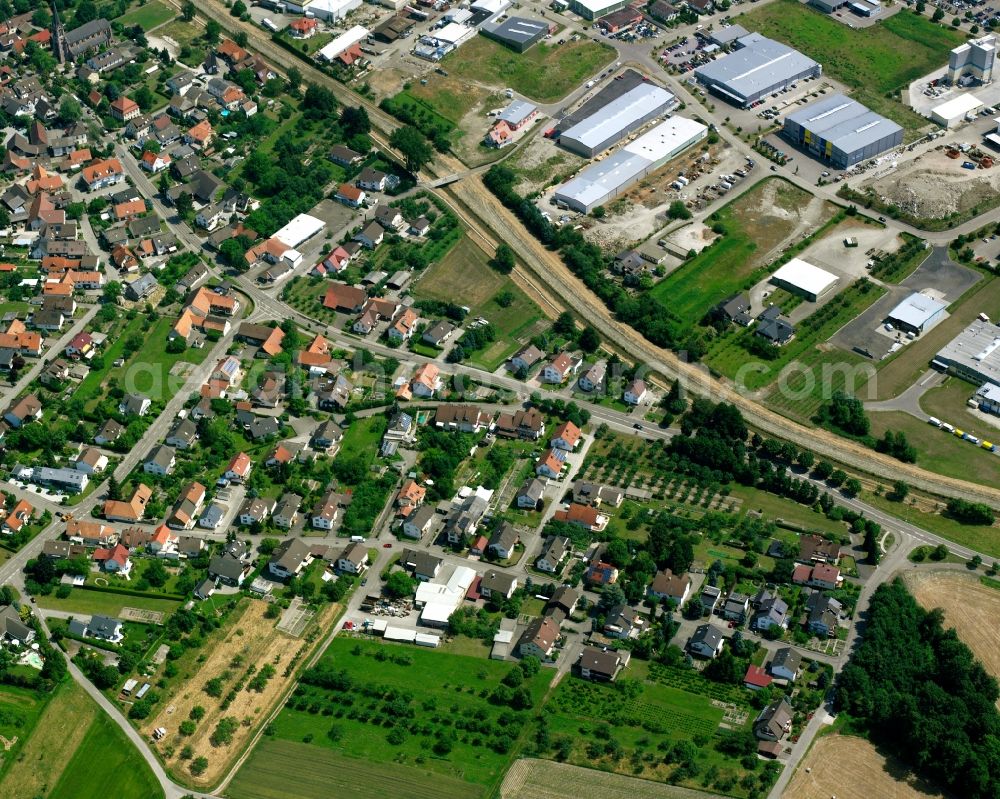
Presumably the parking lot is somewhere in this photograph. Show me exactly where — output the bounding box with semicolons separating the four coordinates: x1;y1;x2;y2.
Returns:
831;246;981;358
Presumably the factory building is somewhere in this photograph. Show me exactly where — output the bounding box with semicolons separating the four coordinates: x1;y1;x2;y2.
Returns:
553;116;707;213
885;292;948;336
933;320;1000;387
931;93;984;128
948;35;996;85
694;33;821;108
569;0;632;20
481;16;549;52
282;0;362;20
769;258;838;302
782;94;903;169
558;83;676;157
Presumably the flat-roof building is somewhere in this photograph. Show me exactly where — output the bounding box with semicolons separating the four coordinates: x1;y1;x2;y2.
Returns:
554;116;707;212
783;93;903;169
934;320;1000;387
569;0;632;19
559;83;676;157
709;24;749;47
481;16;548;52
931;93;984;128
317;25;370;61
769;258;838;302
886;292;948;335
694;33;821;108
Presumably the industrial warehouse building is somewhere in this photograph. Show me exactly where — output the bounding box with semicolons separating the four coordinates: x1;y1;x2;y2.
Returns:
931;93;984;128
782;94;903;169
569;0;632;20
283;0;361;20
934;320;1000;386
559;83;676;157
769;258;838;302
553;116;707;212
886;292;948;336
481;16;549;52
694;33;821;108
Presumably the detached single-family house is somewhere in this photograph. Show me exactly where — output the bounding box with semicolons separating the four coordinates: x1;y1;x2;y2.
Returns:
648;569;691;606
517;616;559;661
689;623;726;659
541;352;579;384
579;646;629;682
536;535;569;573
487;522;519;559
624;378;647;405
769;647;801;682
754;696;793;742
480;569;517;601
550;420;581;452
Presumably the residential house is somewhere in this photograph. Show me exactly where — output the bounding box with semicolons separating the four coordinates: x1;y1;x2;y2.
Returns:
510;345;545;374
754;697;793;742
1;499;33;535
71;614;123;643
402;505;436;540
0;605;34;645
689;623;726;658
209;553;247;587
336;542;369;575
167;482;206;529
74;447;108;474
797;534;841;564
310;420;342;454
311;489;342;530
536;535;570;574
744;664;773;691
400;549;442;582
578;361;606;392
579;647;630;682
198;504;225;530
769;647;802;682
239;496;275;527
354;221;384;250
751;590;789;632
322;282;367;314
165;418;198;450
422;319;456;348
4;394;41;427
224;452;253;482
549;420;581;452
604;604;645;639
433;404;492;433
140;150;170;173
541;352;579;384
517;616;559;660
585;560;619;586
93;542;132;574
547;586;580;617
480;569;517;601
143;445;176;476
535;448;566;479
94;419;124;445
648;569;691;606
495;408;545;440
102;484;152;523
700;585;722;615
119;393;151;417
356;167;388;191
516;477;545;510
110;97;141;122
624;378;648;405
396;479;426;516
273;493;302;529
81;158;124;191
269;538;313;578
410;363;441;398
805;592;842;638
553;502;607;532
388;307;419;342
487;522;519;559
572;482;624;508
723;592;750;623
335;183;366;208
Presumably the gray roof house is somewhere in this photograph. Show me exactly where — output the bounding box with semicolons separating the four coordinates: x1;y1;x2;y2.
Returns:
688;623;726;658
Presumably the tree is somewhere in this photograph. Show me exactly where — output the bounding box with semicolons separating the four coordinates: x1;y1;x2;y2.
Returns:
182;0;196;20
579;326;600;353
821;391;870;436
303;84;336;119
204;19;221;44
553;311;575;338
175;192;194;219
932;6;944;20
842;478;862;497
888;480;909;502
389;126;433;173
341;105;371;136
287;66;303;92
667;200;692;220
383;570;416;599
134;87;156;112
490;242;515;274
231;0;247;14
59;96;81;124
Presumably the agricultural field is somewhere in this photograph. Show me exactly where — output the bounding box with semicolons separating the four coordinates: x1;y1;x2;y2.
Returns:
0;685;49;788
500;758;729;799
0;679;162;799
738;0;963;135
650;179;835;333
784;734;945;799
544;662;773;797
147;599;337;788
248;638;551;793
228;739;475;799
49;713;164;799
441;36;616;104
413;235;547;370
903;570;1000;698
116;0;175;30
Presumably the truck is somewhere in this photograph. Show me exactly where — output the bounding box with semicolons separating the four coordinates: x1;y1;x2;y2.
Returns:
262;18;278;32
350;535;366;543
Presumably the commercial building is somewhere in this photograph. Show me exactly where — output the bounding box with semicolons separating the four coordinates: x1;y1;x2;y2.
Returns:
317;25;370;61
948;35;996;85
934;320;1000;386
886;292;948;335
931;93;984;128
554;116;707;212
283;0;362;19
809;0;846;11
782;94;903;169
975;383;1000;415
414;22;477;61
481;16;549;52
709;24;749;47
694;33;821;108
415;565;477;626
558;83;676;157
273;213;325;250
569;0;632;20
769;258;838;302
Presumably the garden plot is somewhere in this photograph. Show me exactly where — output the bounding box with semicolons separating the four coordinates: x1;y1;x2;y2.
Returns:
501;759;729;799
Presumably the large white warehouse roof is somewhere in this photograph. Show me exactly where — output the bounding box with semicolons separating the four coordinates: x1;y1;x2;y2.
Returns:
770;258;838;297
272;214;325;249
317;25;369;61
560;83;675;153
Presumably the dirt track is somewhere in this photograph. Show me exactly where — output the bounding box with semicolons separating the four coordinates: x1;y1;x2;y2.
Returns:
784;735;946;799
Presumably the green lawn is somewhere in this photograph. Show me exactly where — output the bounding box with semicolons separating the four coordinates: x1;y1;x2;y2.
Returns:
154;18;201;48
738;1;964;135
339;416;388;465
0;685;47;782
35;587;182;618
763;347;874;424
263;638;551;790
49;712;164;799
116;0;175;31
650;179;830;333
442;35;616;103
867;409;1000;488
729;483;849;537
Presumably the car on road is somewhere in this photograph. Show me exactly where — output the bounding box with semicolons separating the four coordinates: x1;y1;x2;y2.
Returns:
770;165;777;171
383;542;392;548
632;423;642;430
